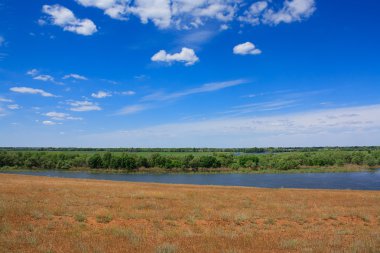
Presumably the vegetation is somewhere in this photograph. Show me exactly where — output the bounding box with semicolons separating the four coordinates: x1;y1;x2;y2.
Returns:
0;174;379;252
0;147;379;173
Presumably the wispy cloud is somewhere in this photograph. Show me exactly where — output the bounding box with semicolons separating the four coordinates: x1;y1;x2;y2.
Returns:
8;104;21;110
224;100;298;116
45;111;82;121
116;104;150;115
91;91;112;99
92;90;136;98
63;73;88;80
82;104;380;147
67;100;101;112
10;87;56;97
42;120;61;126
144;79;248;101
26;69;63;85
0;97;13;103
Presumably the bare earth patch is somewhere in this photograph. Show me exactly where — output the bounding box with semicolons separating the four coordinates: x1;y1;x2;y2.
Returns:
0;174;379;252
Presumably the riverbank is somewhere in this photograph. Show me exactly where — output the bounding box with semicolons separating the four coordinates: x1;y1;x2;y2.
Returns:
0;174;379;252
0;164;375;175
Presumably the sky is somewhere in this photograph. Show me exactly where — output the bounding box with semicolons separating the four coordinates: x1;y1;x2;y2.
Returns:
0;0;380;147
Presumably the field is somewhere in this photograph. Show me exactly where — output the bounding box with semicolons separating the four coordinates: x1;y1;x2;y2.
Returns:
0;174;379;252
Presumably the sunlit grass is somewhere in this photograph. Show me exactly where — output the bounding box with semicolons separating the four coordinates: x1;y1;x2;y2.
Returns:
0;174;379;252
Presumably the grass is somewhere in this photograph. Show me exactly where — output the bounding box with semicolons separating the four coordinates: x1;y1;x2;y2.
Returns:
0;174;379;252
96;214;113;223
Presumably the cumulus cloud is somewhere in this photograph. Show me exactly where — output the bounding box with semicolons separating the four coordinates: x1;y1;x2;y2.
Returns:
74;0;315;30
42;4;97;36
151;47;199;66
45;111;82;120
233;42;262;55
10;87;56;97
91;91;112;98
75;0;129;20
68;100;102;112
263;0;316;25
240;0;316;26
63;73;88;80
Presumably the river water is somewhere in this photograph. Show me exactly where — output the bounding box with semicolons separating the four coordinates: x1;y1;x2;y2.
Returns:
2;169;380;190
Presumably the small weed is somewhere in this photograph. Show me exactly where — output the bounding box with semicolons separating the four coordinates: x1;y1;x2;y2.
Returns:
26;235;37;245
265;218;275;225
31;210;43;220
281;239;298;249
234;214;248;225
109;227;141;245
156;243;177;253
96;214;113;223
186;215;196;225
75;213;87;223
358;215;370;223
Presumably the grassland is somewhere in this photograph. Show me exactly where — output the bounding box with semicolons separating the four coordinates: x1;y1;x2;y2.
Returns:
0;174;379;252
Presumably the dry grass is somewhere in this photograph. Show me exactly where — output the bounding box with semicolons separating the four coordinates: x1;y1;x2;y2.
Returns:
0;174;379;253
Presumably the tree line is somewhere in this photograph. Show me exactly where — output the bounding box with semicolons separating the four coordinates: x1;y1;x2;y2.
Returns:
1;146;380;154
0;150;379;171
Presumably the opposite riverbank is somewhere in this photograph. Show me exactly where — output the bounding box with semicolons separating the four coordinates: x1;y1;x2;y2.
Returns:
0;164;376;175
0;174;379;252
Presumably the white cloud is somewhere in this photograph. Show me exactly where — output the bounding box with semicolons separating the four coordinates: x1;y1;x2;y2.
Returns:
7;104;21;110
81;104;380;147
75;0;129;20
117;104;149;115
240;0;316;26
68;100;102;112
91;91;112;98
33;74;55;82
219;24;229;30
0;97;13;103
263;0;316;25
120;91;136;96
233;42;262;55
42;4;97;36
238;1;268;25
63;73;88;80
42;120;60;126
45;111;82;120
10;87;56;97
129;0;172;29
27;69;39;76
74;0;315;30
151;47;199;66
144;79;248;101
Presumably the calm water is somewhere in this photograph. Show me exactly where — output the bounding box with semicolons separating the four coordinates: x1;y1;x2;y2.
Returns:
2;170;380;190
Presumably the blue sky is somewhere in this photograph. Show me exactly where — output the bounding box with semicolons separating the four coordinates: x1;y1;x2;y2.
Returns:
0;0;380;147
